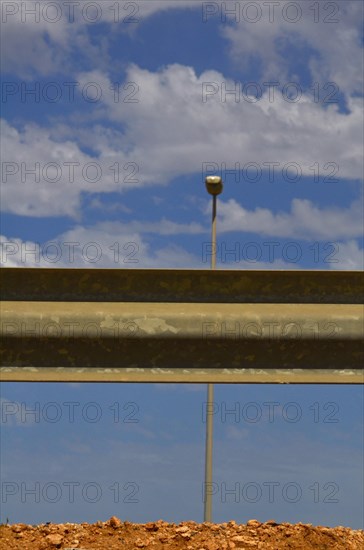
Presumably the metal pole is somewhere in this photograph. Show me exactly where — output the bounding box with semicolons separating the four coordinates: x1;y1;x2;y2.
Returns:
204;177;223;522
204;381;214;522
211;194;217;269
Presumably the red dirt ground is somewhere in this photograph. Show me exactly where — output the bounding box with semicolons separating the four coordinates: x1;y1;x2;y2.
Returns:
1;517;363;549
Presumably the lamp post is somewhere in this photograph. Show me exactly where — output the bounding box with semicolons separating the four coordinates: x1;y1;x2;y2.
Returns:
204;175;223;522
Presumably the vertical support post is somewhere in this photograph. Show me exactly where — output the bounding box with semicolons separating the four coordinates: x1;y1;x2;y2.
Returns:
204;381;214;522
204;177;223;522
211;194;217;269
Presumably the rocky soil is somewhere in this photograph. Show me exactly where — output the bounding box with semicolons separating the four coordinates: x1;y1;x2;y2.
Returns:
1;517;363;549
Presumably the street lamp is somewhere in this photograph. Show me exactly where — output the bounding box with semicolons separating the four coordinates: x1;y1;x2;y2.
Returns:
204;175;223;522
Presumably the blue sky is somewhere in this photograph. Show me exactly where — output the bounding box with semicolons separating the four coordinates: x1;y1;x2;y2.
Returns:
1;382;363;527
0;0;363;529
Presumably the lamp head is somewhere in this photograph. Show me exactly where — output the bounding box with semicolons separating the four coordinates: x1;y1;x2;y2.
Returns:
205;175;223;196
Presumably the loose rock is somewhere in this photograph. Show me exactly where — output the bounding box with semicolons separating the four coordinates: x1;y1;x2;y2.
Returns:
1;520;363;549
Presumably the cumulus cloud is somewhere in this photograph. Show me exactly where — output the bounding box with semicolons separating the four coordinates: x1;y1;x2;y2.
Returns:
4;0;362;99
221;0;363;97
117;63;363;179
2;226;361;270
2;62;362;220
1;0;78;78
330;240;364;270
74;63;363;181
0;0;199;77
216;197;363;240
0;221;203;268
0;219;304;269
1;120;88;217
2;3;362;253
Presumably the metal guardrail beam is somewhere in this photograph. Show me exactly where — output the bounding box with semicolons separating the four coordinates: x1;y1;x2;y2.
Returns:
1;267;363;303
0;269;363;383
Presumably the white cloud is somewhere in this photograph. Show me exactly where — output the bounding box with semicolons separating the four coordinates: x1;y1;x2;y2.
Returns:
0;0;199;77
3;62;361;218
1;0;76;78
80;63;364;182
3;0;362;99
0;219;303;269
1;120;88;217
3;227;361;270
215;197;363;240
222;0;363;97
331;240;364;270
0;221;203;268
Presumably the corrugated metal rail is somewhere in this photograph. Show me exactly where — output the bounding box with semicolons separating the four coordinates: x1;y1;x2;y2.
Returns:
0;268;363;383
